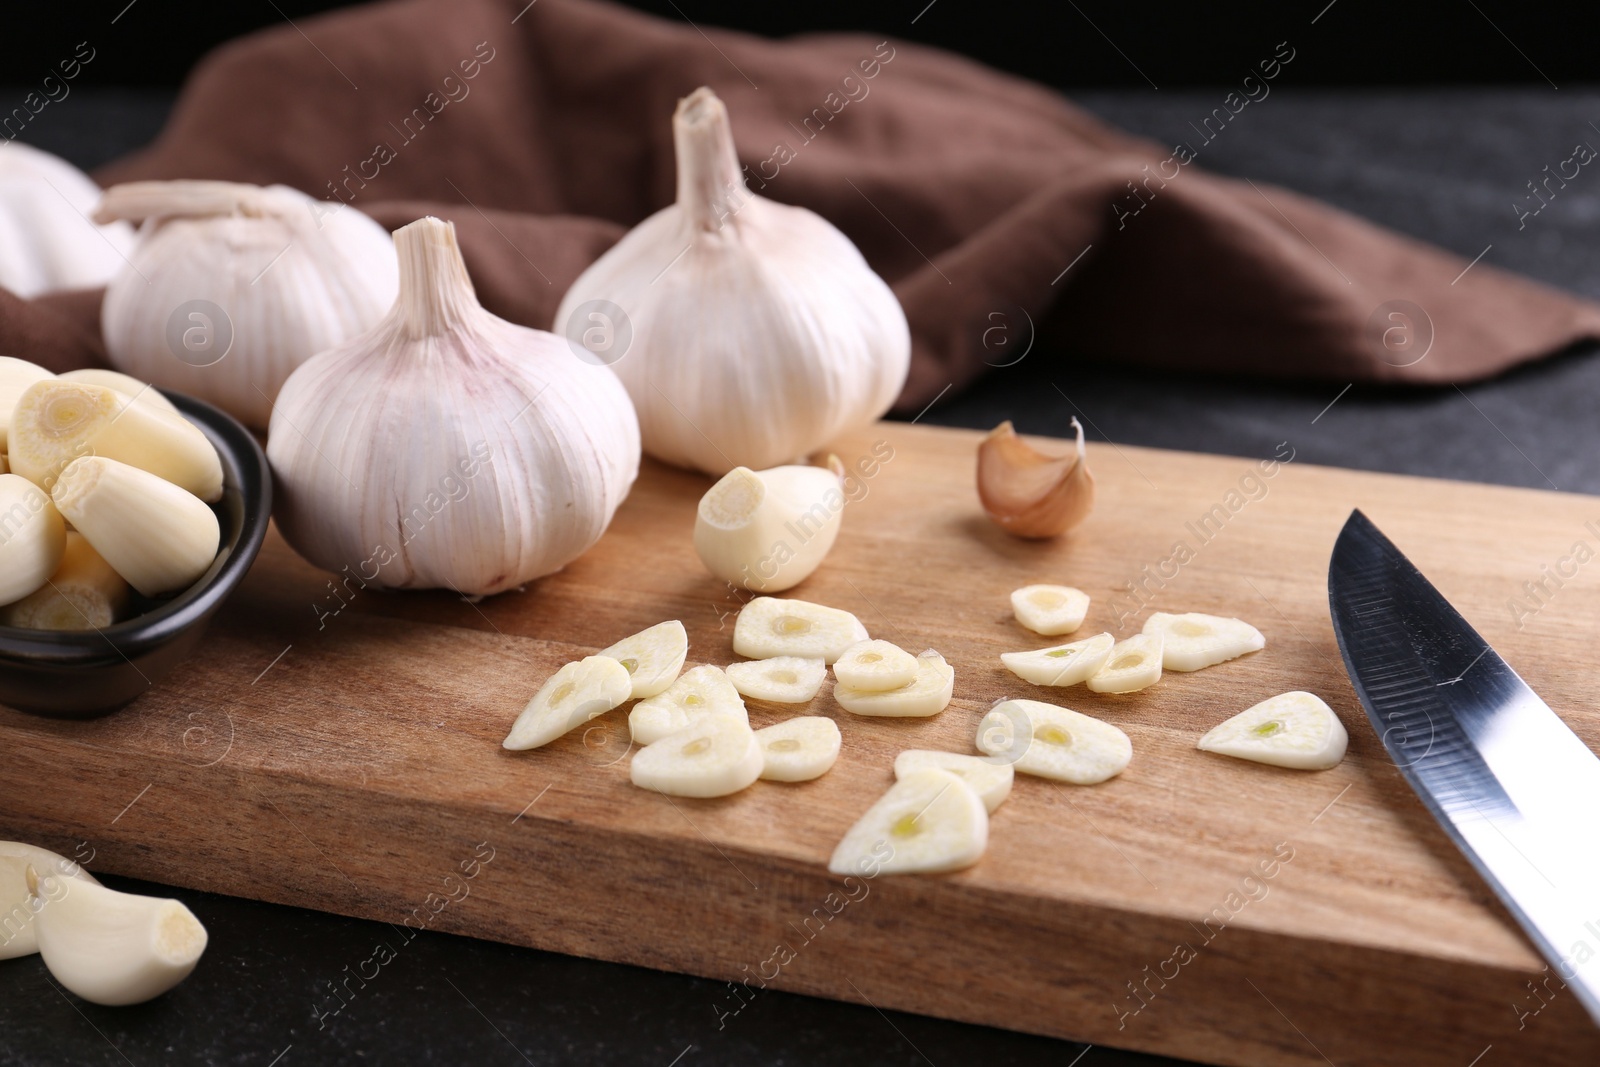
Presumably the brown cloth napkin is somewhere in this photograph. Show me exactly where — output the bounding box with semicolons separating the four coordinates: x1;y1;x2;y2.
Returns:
65;0;1600;408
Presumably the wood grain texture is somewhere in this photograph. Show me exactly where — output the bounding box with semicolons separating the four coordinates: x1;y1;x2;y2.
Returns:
4;421;1599;1065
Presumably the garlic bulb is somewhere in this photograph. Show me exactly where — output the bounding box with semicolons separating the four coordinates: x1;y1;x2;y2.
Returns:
268;216;640;595
0;143;135;297
95;180;399;429
555;87;910;475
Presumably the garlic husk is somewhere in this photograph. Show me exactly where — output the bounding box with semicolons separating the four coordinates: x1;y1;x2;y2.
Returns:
52;457;220;597
268;216;640;595
0;473;65;606
0;143;136;297
0;531;129;629
555;87;910;476
0;842;97;960
96;180;399;429
694;459;846;591
977;418;1094;539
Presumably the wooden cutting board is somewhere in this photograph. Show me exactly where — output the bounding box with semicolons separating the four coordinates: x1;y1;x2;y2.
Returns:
4;421;1598;1066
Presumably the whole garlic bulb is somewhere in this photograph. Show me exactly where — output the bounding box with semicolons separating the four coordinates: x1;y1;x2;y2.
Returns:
95;180;399;429
268;216;640;595
0;142;135;297
555;87;910;476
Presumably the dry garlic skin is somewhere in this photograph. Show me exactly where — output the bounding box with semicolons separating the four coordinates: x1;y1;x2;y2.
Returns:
1010;584;1090;636
756;716;841;782
0;842;97;960
732;596;869;663
629;664;748;744
503;655;633;751
1086;632;1163;694
1142;611;1265;671
724;656;826;703
893;750;1013;813
833;639;918;692
1198;691;1348;770
600;620;688;698
0;474;65;606
695;463;846;591
977;700;1131;784
828;769;988;876
1000;632;1115;687
833;650;954;718
630;714;763;798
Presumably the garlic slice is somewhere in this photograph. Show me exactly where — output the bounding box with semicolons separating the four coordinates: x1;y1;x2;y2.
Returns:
977;699;1132;784
724;657;826;703
600;620;689;699
1197;691;1348;770
976;418;1094;539
1141;611;1265;671
502;655;633;751
732;596;869;664
892;750;1013;813
59;368;181;419
833;639;918;692
0;474;65;607
0;357;53;451
0;842;97;960
833;650;954;717
695;461;846;591
827;769;988;876
1000;632;1115;687
630;714;763;798
629;664;748;745
1085;633;1163;694
0;532;129;630
1010;584;1090;636
756;716;841;782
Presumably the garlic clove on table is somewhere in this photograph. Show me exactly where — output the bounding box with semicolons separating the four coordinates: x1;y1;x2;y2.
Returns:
600;620;689;699
1010;584;1090;636
833;650;954;718
977;700;1132;784
503;656;633;752
828;769;988;876
755;716;841;782
1085;633;1163;694
832;639;918;693
628;664;747;745
1142;611;1265;671
723;656;826;703
1000;632;1116;688
630;714;764;798
892;750;1014;813
1197;691;1348;770
731;596;869;664
0;842;98;960
0;474;65;607
694;461;848;592
977;419;1094;539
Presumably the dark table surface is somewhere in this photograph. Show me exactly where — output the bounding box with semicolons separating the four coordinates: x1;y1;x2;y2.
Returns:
6;85;1600;1067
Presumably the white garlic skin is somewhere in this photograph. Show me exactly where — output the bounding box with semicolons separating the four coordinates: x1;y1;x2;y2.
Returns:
97;181;399;429
0;143;135;297
555;87;910;476
268;216;640;596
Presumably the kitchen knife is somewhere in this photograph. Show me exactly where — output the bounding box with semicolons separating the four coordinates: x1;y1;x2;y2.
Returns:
1329;509;1600;1026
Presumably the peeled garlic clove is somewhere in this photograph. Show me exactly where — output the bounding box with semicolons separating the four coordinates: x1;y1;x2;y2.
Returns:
28;865;207;1006
0;356;53;451
59;368;182;419
977;418;1094;539
1010;584;1090;636
756;716;842;782
694;461;847;591
0;474;65;606
503;655;633;751
1198;691;1348;770
977;699;1132;784
629;664;748;744
51;457;219;598
834;650;954;718
833;639;918;692
600;620;688;699
893;750;1013;813
0;143;136;297
1000;632;1115;687
1142;611;1265;671
724;656;826;703
732;596;869;664
0;842;98;960
0;532;129;630
630;714;764;798
828;769;987;876
1085;633;1163;694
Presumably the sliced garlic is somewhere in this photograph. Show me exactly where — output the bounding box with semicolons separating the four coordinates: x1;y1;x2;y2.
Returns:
833;639;918;692
1085;632;1163;694
629;664;748;745
695;461;846;591
977;699;1131;784
28;865;207;1006
892;750;1013;813
0;842;97;960
833;650;954;718
827;769;987;876
600;620;688;699
51;457;220;598
732;596;869;664
59;368;182;419
10;379;222;500
1010;584;1090;636
0;356;53;451
724;656;826;703
1197;691;1348;770
630;714;763;797
756;716;841;782
1142;611;1265;672
0;473;65;606
976;418;1094;539
1000;632;1115;687
502;655;632;751
0;532;129;630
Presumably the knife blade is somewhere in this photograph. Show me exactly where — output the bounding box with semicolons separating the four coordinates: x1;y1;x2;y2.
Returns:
1329;508;1600;1026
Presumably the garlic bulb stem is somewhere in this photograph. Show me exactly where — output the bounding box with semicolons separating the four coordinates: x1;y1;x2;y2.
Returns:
93;179;291;223
391;216;479;338
675;88;747;232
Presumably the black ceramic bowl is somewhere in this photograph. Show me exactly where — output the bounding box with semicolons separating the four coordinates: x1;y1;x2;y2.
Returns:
0;390;271;719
